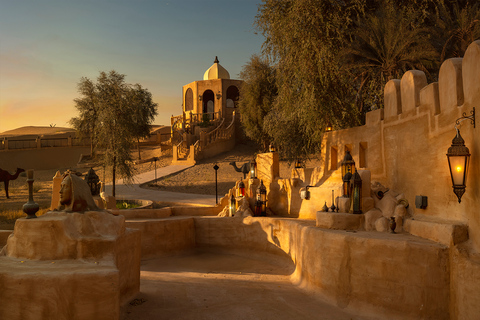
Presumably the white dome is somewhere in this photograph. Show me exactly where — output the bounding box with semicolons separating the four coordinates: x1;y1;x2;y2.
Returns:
203;56;230;80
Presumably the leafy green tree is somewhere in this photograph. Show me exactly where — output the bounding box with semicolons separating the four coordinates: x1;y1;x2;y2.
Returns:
70;70;158;196
255;0;362;161
238;55;277;151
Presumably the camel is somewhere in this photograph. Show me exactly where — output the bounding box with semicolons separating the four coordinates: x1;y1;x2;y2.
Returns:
229;161;250;179
0;168;25;198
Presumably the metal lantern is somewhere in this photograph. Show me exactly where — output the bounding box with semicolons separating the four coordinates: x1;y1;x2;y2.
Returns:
85;167;100;196
229;194;236;217
257;180;267;216
269;143;276;153
250;158;257;179
341;150;355;179
238;181;245;197
294;159;303;168
255;200;262;217
447;129;470;203
352;169;362;214
341;151;355;198
325;123;333;132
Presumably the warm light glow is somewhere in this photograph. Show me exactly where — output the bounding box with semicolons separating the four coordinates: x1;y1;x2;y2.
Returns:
456;166;463;172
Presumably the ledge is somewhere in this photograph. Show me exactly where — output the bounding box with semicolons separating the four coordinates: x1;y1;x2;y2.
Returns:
404;217;469;246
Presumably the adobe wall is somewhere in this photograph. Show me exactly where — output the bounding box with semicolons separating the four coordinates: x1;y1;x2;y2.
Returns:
0;146;90;171
318;41;479;252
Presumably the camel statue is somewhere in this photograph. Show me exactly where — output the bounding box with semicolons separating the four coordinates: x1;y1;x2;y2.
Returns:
229;161;250;179
0;168;25;198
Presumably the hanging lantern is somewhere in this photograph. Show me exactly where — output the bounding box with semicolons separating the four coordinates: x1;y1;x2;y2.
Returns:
352;169;362;214
325;122;333;132
84;167;100;196
446;129;470;203
229;194;236;217
269;143;276;153
257;180;267;216
250;158;257;179
238;181;245;197
294;159;303;168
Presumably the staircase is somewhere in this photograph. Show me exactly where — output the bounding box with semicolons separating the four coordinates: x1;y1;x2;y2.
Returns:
171;111;237;165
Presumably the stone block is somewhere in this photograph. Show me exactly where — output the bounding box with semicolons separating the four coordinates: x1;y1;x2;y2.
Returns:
462;40;480;106
365;108;384;126
420;82;440;115
362;197;375;213
375;217;389;232
404;218;469;246
256;152;279;183
400;70;428;114
384;79;402;119
439;58;464;112
337;197;350;213
364;208;383;231
316;211;364;230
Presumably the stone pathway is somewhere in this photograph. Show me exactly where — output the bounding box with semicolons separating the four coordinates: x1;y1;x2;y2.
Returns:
105;164;217;206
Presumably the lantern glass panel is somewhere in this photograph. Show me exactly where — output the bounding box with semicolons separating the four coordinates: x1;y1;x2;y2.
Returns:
448;155;469;186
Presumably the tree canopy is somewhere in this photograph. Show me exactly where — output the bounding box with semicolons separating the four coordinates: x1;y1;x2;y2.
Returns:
70;70;158;196
243;0;480;161
238;55;277;151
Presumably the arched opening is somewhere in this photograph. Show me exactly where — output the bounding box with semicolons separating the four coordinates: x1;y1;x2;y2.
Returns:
226;85;239;108
202;90;215;114
185;88;193;112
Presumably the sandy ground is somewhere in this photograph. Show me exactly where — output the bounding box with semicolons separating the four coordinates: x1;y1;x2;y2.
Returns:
145;142;322;197
122;250;366;320
0;142;322;229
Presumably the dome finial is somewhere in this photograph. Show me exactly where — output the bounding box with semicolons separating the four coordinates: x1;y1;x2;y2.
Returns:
214;56;219;63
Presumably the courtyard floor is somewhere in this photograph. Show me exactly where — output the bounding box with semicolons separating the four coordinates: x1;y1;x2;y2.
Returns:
121;250;369;320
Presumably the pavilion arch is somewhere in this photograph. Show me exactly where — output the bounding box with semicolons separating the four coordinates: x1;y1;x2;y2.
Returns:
226;85;239;108
202;90;215;114
185;88;193;112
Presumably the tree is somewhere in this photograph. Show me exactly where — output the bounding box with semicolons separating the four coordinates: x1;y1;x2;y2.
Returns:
238;55;277;151
70;70;158;196
341;1;438;112
434;0;480;62
255;0;362;161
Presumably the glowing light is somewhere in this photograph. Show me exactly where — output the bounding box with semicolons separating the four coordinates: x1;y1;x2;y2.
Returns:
456;166;463;172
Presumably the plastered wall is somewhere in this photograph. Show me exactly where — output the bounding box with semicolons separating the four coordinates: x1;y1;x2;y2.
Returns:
318;41;480;252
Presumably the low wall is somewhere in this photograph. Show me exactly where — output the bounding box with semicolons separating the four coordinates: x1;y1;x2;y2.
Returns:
126;215;456;319
0;146;90;171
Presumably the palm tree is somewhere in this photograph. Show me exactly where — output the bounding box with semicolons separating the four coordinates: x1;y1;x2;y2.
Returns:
341;1;438;112
435;1;480;62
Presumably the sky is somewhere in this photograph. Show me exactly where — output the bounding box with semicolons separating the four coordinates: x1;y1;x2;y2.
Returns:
0;0;264;133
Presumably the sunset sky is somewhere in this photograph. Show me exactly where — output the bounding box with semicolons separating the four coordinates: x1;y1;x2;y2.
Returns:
0;0;264;133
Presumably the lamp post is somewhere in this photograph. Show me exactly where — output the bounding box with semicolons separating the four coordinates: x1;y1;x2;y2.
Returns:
446;107;475;203
213;164;219;204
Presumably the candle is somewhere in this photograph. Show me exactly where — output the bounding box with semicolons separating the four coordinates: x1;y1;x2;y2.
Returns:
27;169;33;180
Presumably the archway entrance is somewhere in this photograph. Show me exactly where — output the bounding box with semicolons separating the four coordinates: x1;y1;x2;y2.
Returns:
202;90;215;116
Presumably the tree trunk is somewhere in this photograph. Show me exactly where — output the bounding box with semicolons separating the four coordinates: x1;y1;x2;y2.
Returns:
137;138;141;160
112;156;116;197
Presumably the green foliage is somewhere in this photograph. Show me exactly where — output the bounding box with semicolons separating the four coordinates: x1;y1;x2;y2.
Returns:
70;70;158;195
238;55;277;151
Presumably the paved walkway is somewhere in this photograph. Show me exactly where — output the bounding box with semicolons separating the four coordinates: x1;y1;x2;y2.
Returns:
104;164;217;206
